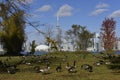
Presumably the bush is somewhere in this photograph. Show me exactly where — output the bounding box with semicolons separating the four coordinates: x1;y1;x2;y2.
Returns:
0;61;7;73
107;64;120;70
107;56;120;71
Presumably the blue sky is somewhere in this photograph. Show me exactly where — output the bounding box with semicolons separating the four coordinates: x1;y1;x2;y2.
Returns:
24;0;120;44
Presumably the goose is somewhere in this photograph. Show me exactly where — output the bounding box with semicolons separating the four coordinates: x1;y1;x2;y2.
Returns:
26;62;31;65
39;63;50;74
105;60;111;65
94;60;104;66
3;62;10;68
56;63;62;72
33;66;40;73
66;61;77;73
81;64;93;72
0;60;3;65
73;60;76;68
66;62;71;70
7;65;17;74
7;68;15;74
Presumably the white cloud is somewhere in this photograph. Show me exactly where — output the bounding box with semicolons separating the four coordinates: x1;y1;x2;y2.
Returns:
90;9;108;16
109;10;120;18
96;3;109;9
36;5;52;12
56;4;73;17
90;2;109;16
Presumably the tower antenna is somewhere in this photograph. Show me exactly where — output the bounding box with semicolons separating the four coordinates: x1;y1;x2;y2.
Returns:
57;16;59;27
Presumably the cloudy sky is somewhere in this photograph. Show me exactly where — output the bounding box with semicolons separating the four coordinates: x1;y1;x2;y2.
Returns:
25;0;120;44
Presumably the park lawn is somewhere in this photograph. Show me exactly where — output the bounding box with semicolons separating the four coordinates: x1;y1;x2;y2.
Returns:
0;51;120;80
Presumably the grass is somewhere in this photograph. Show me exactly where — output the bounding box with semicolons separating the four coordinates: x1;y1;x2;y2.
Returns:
0;51;120;80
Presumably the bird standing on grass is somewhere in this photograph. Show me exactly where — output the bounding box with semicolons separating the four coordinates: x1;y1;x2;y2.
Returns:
66;62;71;70
39;63;51;74
33;66;40;73
7;65;17;74
56;63;62;72
81;64;93;72
66;61;77;73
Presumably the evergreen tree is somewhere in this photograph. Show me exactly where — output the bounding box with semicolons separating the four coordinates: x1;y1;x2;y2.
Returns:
30;40;37;55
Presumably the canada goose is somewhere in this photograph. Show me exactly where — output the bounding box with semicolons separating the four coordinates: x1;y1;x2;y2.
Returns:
105;61;111;65
94;60;104;66
96;62;101;66
7;65;17;74
39;63;50;74
7;68;15;74
73;60;76;68
81;64;93;72
0;60;3;65
69;61;77;73
33;66;40;73
26;62;31;65
66;61;77;73
56;63;62;72
3;62;10;68
68;67;77;73
66;62;71;70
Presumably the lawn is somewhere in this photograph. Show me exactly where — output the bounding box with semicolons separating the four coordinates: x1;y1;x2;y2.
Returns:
0;51;120;80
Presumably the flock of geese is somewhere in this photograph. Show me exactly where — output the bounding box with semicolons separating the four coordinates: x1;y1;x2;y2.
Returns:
0;60;93;74
33;60;93;75
0;54;114;74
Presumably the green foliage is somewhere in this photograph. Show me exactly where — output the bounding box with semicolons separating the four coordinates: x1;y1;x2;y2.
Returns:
0;1;26;56
0;11;25;55
66;24;94;51
107;56;120;71
106;49;115;54
29;40;37;55
46;37;58;51
78;27;94;50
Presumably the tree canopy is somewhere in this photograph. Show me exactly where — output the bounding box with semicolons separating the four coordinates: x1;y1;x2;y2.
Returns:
100;18;116;53
0;0;26;55
66;24;94;51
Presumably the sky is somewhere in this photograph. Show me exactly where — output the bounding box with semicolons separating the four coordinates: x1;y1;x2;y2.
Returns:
24;0;120;44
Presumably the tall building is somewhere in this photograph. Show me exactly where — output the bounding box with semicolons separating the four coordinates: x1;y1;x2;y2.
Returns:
87;33;100;52
55;16;62;51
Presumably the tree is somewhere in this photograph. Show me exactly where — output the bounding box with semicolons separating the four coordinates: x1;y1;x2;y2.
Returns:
46;37;58;51
29;40;37;54
66;24;94;51
100;18;116;53
0;0;26;55
44;24;55;46
0;10;26;55
78;27;94;50
66;25;81;50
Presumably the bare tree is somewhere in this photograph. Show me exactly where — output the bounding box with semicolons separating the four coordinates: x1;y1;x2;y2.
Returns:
44;24;55;43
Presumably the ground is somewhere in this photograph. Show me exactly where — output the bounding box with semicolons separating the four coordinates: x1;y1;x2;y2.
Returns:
0;51;120;80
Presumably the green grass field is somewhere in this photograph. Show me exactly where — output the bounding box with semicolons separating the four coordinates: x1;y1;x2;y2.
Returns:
0;51;120;80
